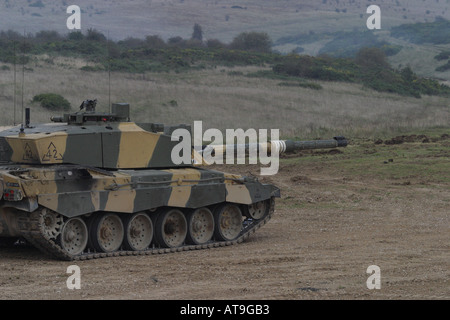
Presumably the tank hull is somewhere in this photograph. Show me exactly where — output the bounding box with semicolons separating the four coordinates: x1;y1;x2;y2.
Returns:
0;165;280;260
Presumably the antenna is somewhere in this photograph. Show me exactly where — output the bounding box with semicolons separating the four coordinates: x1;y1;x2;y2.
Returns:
108;31;111;113
21;29;25;126
13;39;16;126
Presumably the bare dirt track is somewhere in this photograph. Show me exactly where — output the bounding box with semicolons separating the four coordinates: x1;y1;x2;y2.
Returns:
0;141;449;300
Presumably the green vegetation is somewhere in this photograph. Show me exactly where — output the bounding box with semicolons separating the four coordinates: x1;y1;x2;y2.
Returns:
318;31;389;58
436;61;450;72
272;48;450;98
434;50;450;72
275;31;329;47
273;55;357;82
276;30;402;59
390;17;450;45
277;81;322;90
0;29;279;74
282;128;450;184
0;27;448;100
434;51;450;61
32;93;71;111
229;32;272;53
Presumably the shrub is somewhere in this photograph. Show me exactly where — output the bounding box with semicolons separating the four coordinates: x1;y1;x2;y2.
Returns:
206;39;226;49
436;61;450;72
29;0;45;8
272;49;450;98
355;47;389;69
318;31;387;58
273;55;357;82
434;51;450;61
278;81;322;90
32;93;71;111
390;18;450;44
67;31;84;41
86;28;107;42
80;65;104;72
229;32;272;53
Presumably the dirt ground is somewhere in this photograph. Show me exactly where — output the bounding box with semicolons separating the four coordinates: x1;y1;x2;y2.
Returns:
0;140;449;301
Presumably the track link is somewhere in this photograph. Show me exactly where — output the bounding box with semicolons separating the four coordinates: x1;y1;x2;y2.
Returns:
15;199;275;261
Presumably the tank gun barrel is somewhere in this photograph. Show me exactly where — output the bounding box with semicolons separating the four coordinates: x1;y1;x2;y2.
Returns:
200;136;347;158
277;136;347;153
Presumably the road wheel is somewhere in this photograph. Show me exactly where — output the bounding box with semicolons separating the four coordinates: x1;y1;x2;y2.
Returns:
154;208;187;248
186;207;214;245
213;204;242;241
123;212;153;251
89;213;124;253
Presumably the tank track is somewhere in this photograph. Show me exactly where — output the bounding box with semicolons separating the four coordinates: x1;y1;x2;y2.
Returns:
14;199;275;261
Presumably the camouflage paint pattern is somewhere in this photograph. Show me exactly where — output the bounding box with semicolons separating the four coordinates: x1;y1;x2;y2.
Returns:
0;165;279;223
0;122;184;169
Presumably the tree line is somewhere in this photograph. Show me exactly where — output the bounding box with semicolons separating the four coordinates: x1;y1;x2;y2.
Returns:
0;25;448;99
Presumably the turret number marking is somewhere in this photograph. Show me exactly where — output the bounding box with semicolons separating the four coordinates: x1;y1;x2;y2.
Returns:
42;142;63;161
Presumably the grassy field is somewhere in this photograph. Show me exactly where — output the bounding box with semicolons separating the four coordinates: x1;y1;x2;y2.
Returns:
0;57;448;139
281;130;450;184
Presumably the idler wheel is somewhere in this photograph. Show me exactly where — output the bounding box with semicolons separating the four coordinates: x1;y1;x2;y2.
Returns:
60;218;88;256
185;207;214;245
213;204;243;241
89;213;124;253
154;209;187;248
123;212;153;251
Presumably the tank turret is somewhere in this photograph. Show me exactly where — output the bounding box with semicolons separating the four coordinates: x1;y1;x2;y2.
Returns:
0;101;192;169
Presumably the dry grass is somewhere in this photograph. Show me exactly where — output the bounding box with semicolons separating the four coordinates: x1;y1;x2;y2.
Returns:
0;60;449;139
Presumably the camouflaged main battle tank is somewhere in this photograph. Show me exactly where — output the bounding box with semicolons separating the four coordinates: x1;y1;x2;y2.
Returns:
0;100;347;260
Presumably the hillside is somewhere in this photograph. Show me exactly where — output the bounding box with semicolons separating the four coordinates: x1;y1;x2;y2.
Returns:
1;0;448;41
0;0;449;82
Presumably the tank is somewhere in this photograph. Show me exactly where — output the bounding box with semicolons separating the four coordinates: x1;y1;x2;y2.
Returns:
0;100;347;260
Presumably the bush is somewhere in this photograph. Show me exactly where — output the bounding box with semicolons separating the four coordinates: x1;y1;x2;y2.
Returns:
273;55;357;82
67;31;84;41
390;18;450;44
355;47;389;69
434;51;450;61
80;65;104;72
29;0;45;8
278;81;322;90
229;32;272;53
272;49;450;98
318;31;387;58
32;93;71;111
436;61;450;72
86;28;107;42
